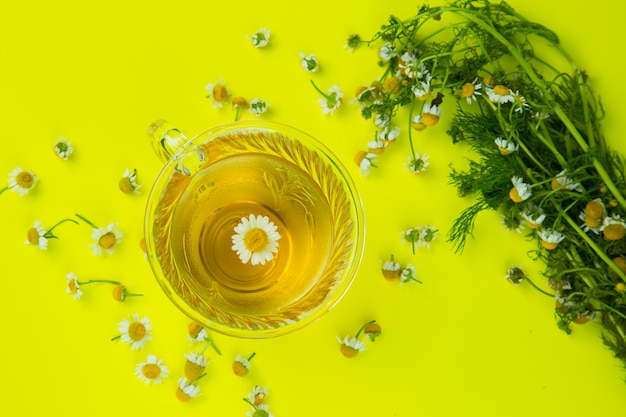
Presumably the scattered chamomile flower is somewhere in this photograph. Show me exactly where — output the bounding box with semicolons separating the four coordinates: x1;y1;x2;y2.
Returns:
111;284;143;302
344;33;361;52
363;322;382;341
336;320;376;358
245;402;274;417
135;354;169;385
505;265;526;285
247;28;270;48
310;81;343;115
176;376;204;402
119;168;141;194
367;139;385;155
486;84;515;104
400;264;422;285
378;42;397;61
205;78;231;108
494;136;518;155
76;214;124;256
25;218;77;250
233;353;255;377
538;228;566;250
354;151;378;176
381;254;402;281
53;136;73;160
403;225;439;253
232;96;248;121
3;167;38;196
299;52;319;72
406;152;430;174
187;322;222;354
66;272;83;300
460;78;482;104
509;176;532;203
551;169;583;193
113;312;153;350
232;214;281;266
248;98;269;116
184;351;209;381
601;214;626;241
247;386;269;407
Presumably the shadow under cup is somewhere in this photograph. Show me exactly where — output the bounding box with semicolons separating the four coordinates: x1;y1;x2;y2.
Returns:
145;121;365;338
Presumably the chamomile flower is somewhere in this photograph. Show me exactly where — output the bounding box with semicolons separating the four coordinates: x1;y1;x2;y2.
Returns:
460;78;482;104
379;125;400;145
363;322;382;341
406;152;430;174
551;169;583;193
25;221;47;250
135;354;169;384
513;90;530;113
299;52;319;72
381;254;402;281
411;115;427;131
205;78;230;108
505;265;526;285
116;313;153;350
367;140;385;155
111;284;143;302
411;80;431;100
354;151;378;176
246;403;274;417
231;214;281;265
313;83;343;115
66;272;83;300
247;386;269;406
379;42;397;61
500;212;524;234
336;335;367;358
247;28;270;48
486;84;515;104
6;167;38;196
601;214;626;241
538;228;565;250
580;198;606;232
176;377;202;402
509;176;532;203
400;264;421;284
119;168;141;194
53;136;73;160
344;33;361;52
421;102;442;127
397;52;418;78
184;351;208;381
494;136;518;155
374;113;390;128
248;98;269;116
579;211;602;234
89;223;124;256
233;353;255;377
520;205;546;229
188;321;209;343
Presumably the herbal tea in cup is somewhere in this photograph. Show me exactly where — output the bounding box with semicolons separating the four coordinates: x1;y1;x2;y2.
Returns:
145;120;364;338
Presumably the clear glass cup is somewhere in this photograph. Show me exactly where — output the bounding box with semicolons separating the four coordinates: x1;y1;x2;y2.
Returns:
145;119;365;338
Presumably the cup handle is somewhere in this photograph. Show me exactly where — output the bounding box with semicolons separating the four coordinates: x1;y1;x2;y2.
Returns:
147;119;189;163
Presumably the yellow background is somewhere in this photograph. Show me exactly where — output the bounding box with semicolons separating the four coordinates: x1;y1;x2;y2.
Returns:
1;0;625;415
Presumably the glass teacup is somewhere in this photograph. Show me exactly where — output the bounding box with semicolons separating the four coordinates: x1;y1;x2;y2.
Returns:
145;120;365;338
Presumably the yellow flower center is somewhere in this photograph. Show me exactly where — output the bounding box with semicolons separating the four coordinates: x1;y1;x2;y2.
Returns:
128;322;147;341
585;200;604;219
340;344;359;358
26;227;40;245
584;216;602;229
603;224;626;241
184;360;206;381
213;84;229;102
139;237;146;253
112;285;125;302
142;363;161;379
188;322;203;338
118;177;134;194
609;257;626;280
252;393;265;406
509;187;523;203
461;83;475;97
498;147;513;156
68;280;78;294
232;361;249;377
98;232;117;249
493;84;509;96
16;171;34;189
176;388;192;402
384;76;401;93
244;228;268;252
616;282;626;294
421;113;440;127
232;96;247;107
541;240;558;250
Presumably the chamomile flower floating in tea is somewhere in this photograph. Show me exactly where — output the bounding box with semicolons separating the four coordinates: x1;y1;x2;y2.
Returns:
113;312;153;350
232;353;255;377
53;136;73;160
119;168;141;194
231;214;281;266
2;167;38;196
205;78;231;109
299;52;319;72
76;214;123;256
248;98;269;116
310;80;343;115
176;377;203;402
247;27;270;48
135;354;169;385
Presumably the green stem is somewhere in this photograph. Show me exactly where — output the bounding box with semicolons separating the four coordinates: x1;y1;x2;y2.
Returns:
0;186;10;196
111;335;121;341
45;218;79;237
75;213;98;228
355;319;376;339
77;279;122;286
309;80;330;100
524;276;555;297
247;352;256;361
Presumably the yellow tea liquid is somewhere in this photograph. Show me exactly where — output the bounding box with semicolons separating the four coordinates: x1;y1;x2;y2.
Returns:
163;152;334;316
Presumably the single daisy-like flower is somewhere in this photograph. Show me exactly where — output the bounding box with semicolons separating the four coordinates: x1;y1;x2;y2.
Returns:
538;228;565;250
176;377;202;402
135;354;169;384
367;140;385;155
354;151;378;176
336;335;367;358
188;321;209;343
551;169;583;193
344;33;361;52
119;168;141;194
411;80;431;100
116;312;153;350
89;223;123;256
494;136;518;155
184;351;208;381
311;81;343;115
25;220;48;250
53;136;74;160
374;113;390;128
247;386;269;406
500;212;524;234
379;125;400;145
601;214;626;241
406;152;430;174
247;28;270;48
579;211;602;234
245;403;274;417
397;51;418;79
509;176;532;203
379;42;397;61
111;284;143;302
411;114;427;131
513;90;530;113
520;205;546;229
6;167;38;196
231;214;281;265
421;102;442;127
299;52;319;72
384;76;401;94
486;84;515;104
66;272;83;300
233;353;255;377
248;98;269;116
400;264;422;285
205;78;231;109
505;266;526;285
381;254;402;281
581;198;606;232
363;322;382;341
460;78;482;104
